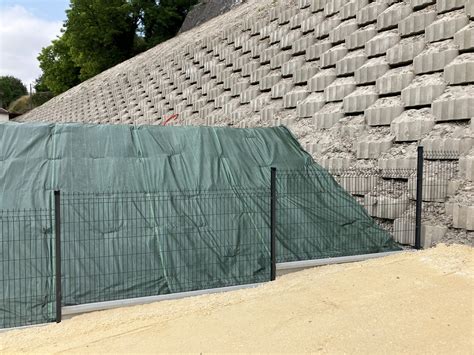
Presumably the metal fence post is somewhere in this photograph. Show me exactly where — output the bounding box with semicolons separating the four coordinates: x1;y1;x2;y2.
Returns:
54;191;62;323
415;147;424;250
270;168;277;281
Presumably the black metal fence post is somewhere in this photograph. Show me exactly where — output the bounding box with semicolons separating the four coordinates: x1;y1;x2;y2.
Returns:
54;191;62;323
415;147;424;250
270;167;277;281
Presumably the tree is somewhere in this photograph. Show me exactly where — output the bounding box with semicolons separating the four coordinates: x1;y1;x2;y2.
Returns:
65;0;138;81
37;36;81;95
0;76;27;109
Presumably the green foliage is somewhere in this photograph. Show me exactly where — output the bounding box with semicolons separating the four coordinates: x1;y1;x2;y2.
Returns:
37;36;81;95
37;0;198;96
0;76;27;109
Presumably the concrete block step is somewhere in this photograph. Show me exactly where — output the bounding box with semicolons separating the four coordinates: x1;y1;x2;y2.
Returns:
422;137;473;157
364;195;410;219
454;23;474;51
223;99;240;114
338;174;377;195
260;46;280;64
278;8;299;25
281;30;303;50
250;94;271;112
355;57;390;84
365;97;405;126
296;92;325;117
208;86;224;100
377;3;413;31
459;156;474;180
289;11;312;30
399;9;437;37
306;40;333;61
261;104;283;121
223;76;240;91
315;16;342;39
282;57;306;78
356;135;394;159
378;157;417;178
214;93;232;108
250;66;271;84
425;10;469;43
301;13;325;34
309;68;337;92
356;1;388;26
325;76;356;102
376;66;415;95
366;31;400;58
452;203;474;230
270;52;292;69
240;86;261;104
259;73;282;91
393;216;415;244
401;73;446;107
444;53;474;84
293;65;320;84
343;85;378;114
466;0;474;19
407;175;450;202
411;0;436;10
310;0;326;13
271;79;294;99
346;25;377;50
270;26;291;45
432;85;474;121
242;61;261;77
318;157;355;171
340;0;369;20
391;108;436;142
386;36;426;66
251;42;271;59
325;0;347;16
314;102;345;128
335;49;368;76
321;43;348;68
284;88;310;108
299;0;311;9
329;19;359;44
292;34;317;55
233;54;251;72
413;40;459;74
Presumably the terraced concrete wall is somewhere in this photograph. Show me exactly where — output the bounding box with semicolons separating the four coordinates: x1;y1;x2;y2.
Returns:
19;0;474;245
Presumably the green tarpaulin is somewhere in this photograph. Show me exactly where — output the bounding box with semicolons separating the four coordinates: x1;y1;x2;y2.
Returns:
0;122;399;328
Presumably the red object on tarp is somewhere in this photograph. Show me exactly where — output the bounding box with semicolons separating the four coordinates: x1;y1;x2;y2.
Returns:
162;114;178;126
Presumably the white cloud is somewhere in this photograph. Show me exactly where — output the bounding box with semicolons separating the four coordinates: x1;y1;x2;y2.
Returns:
0;5;63;88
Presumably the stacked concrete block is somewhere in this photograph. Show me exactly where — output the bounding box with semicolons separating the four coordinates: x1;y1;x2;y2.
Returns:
452;204;474;230
339;174;377;195
325;0;347;16
340;0;369;20
386;36;426;65
343;85;378;113
444;53;474;84
240;86;260;104
281;30;303;50
376;66;415;94
377;3;413;31
242;61;261;77
321;44;348;68
379;157;418;178
329;19;359;44
309;68;337;92
311;0;326;13
230;81;251;97
425;10;469;43
391;109;436;142
454;23;474;51
318;157;354;171
306;40;333;61
401;73;446;107
422;136;473;157
356;1;388;26
335;50;368;76
420;224;448;248
270;52;292;69
459;155;474;180
346;25;377;50
355;57;389;84
413;41;459;74
296;92;326;117
314;102;345;128
365;97;405;126
259;73;282;91
366;31;400;58
292;35;317;55
432;85;474;121
250;94;271;112
293;65;320;84
282;58;306;78
399;9;437;37
314;16;342;39
325;77;356;102
356;135;394;159
261;105;283;121
283;88;309;108
364;195;410;219
466;0;474;18
250;66;271;84
271;80;294;99
407;175;449;202
301;13;324;33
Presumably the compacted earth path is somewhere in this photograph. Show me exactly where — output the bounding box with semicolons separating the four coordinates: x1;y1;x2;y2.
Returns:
0;244;472;354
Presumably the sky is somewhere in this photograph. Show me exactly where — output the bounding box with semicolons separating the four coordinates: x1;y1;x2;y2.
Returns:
0;0;70;88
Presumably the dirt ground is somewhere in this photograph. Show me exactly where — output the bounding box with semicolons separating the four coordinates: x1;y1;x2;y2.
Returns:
1;244;472;354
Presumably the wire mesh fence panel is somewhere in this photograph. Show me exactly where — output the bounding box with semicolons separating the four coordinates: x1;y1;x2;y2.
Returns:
60;189;271;306
275;169;402;263
0;209;57;329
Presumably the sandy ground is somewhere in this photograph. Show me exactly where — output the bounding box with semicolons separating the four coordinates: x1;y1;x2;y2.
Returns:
1;244;472;354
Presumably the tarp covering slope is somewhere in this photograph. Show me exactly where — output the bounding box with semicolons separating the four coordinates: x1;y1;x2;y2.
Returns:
0;122;399;327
